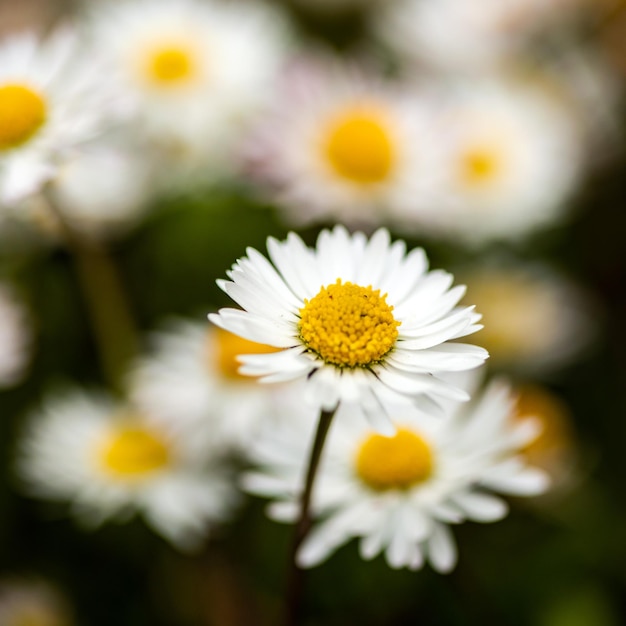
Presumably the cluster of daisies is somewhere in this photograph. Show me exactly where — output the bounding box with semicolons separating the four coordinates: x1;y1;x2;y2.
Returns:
0;0;612;587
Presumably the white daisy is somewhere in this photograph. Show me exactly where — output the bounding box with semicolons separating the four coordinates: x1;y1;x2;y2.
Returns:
16;389;238;550
0;579;73;626
209;226;488;433
393;78;584;243
91;0;290;173
244;57;440;227
0;28;122;205
461;262;595;373
129;319;292;452
376;0;586;71
0;281;32;388
243;371;549;572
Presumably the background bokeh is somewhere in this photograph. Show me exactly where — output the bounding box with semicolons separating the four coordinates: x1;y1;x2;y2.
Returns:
0;0;625;625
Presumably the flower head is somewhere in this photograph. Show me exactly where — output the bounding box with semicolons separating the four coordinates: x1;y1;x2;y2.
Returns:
0;28;123;205
16;389;238;550
209;226;488;433
392;78;584;244
244;57;438;227
92;0;290;175
244;370;549;571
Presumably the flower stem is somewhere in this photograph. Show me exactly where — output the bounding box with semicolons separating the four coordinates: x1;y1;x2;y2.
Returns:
43;193;138;392
284;407;336;626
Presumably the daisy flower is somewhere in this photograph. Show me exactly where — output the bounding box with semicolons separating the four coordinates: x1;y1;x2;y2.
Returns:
244;370;549;572
393;78;584;244
0;579;73;626
209;226;488;433
244;57;440;227
129;319;291;452
16;389;238;550
0;281;32;388
91;0;290;173
461;262;595;373
0;28;122;205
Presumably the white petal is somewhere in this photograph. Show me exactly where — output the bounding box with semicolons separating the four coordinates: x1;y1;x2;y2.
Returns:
427;523;457;573
451;491;508;522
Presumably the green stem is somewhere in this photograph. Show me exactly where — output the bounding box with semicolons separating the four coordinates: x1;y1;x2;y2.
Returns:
44;194;138;392
284;407;336;626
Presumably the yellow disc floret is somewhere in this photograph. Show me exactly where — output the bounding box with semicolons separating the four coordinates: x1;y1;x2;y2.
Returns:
212;327;281;380
461;146;503;187
324;109;395;184
356;428;433;491
148;46;195;84
101;423;170;479
299;279;400;368
0;84;46;150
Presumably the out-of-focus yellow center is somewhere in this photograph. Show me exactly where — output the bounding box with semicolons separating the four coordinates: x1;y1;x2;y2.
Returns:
460;145;504;188
514;385;573;462
0;84;46;150
147;45;195;84
101;424;170;478
324;110;395;184
356;428;433;491
213;327;281;380
299;279;400;368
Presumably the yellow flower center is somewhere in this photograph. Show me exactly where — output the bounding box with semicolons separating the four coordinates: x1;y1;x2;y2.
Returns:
0;84;46;150
101;424;170;479
514;385;572;460
460;143;508;189
356;428;433;491
146;45;196;85
299;279;400;368
212;327;281;380
324;110;395;184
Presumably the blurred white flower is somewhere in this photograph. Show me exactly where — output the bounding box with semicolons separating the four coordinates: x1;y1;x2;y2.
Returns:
461;262;596;373
130;319;289;452
0;282;32;388
393;78;584;243
244;370;548;572
0;579;73;626
0;28;123;206
91;0;291;178
210;226;487;434
376;0;587;71
16;389;238;550
244;57;440;227
49;134;154;239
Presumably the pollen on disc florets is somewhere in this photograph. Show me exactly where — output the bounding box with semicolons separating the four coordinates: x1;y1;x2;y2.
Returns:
356;428;433;491
298;278;400;368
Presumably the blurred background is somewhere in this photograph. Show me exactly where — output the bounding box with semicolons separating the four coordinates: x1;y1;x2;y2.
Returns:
0;0;625;624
